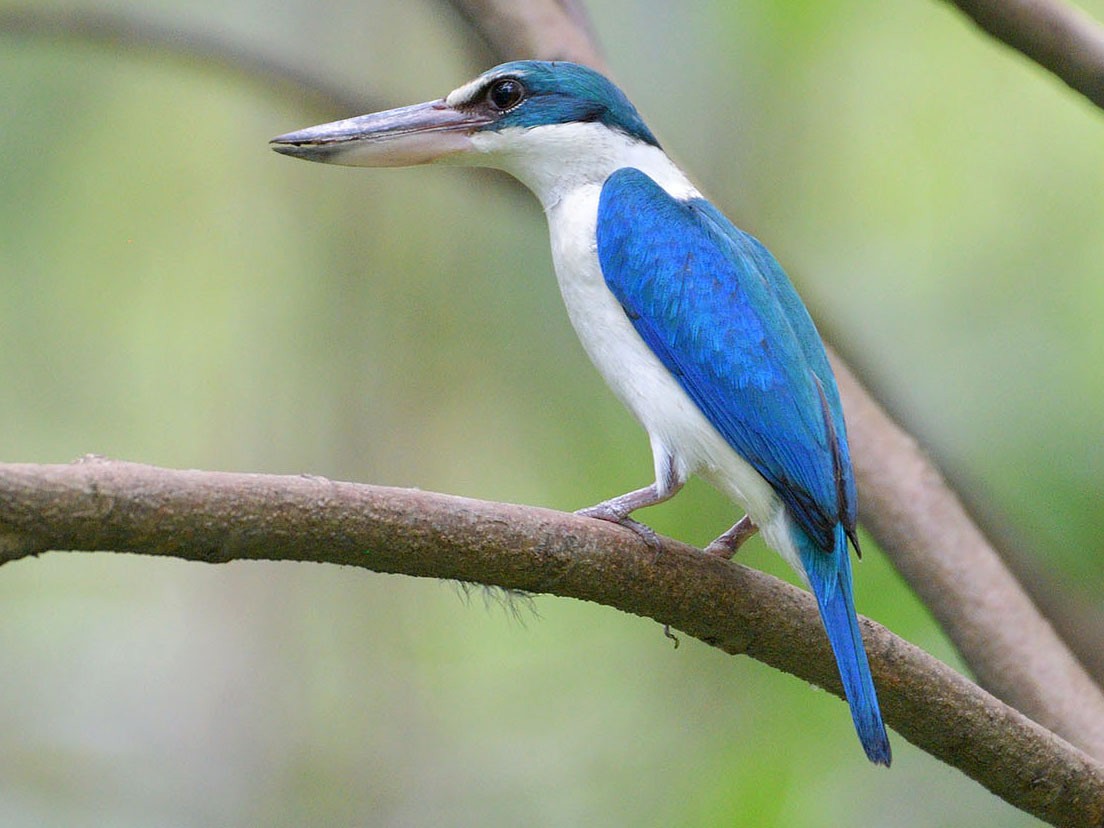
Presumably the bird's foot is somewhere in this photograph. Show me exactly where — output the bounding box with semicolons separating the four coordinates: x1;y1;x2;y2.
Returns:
576;502;663;555
704;515;758;559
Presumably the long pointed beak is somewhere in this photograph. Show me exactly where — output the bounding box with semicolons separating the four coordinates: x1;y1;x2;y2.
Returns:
270;99;493;167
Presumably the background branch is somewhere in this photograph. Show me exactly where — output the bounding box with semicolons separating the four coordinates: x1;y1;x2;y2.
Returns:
945;0;1104;111
832;356;1104;758
0;458;1102;828
0;7;380;117
448;0;604;67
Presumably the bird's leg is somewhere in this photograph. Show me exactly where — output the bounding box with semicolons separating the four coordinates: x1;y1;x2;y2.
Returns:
575;483;670;550
704;515;758;558
576;455;682;552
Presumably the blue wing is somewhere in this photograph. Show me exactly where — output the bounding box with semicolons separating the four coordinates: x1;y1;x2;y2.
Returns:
596;167;856;550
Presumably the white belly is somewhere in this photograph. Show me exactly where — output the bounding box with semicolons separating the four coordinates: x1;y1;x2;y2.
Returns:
544;184;789;555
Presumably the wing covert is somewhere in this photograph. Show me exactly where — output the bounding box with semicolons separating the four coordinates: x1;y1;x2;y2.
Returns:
596;167;855;548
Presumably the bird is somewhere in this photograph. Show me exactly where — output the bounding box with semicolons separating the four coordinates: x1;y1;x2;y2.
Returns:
271;60;891;765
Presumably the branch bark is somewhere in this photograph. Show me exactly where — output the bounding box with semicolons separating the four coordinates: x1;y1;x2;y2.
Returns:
0;458;1102;828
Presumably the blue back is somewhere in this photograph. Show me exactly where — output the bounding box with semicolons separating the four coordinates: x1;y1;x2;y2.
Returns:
596;167;857;550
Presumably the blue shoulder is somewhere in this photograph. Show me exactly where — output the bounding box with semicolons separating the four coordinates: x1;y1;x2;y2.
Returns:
596;167;857;546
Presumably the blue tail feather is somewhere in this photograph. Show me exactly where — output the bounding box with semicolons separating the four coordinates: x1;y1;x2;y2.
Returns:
796;524;891;766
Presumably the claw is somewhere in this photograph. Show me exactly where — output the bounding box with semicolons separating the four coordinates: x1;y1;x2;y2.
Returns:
575;475;680;559
704;514;758;558
619;516;662;554
576;503;663;555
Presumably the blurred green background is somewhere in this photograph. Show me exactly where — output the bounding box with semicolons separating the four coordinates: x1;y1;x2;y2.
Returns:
2;0;1102;825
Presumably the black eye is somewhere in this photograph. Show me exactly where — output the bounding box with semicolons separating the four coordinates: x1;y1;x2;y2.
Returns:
487;78;525;111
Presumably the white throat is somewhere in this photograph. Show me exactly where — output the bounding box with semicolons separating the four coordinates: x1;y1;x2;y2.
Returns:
465;122;699;209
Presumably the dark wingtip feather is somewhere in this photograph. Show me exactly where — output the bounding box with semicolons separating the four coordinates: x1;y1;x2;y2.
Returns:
847;525;863;560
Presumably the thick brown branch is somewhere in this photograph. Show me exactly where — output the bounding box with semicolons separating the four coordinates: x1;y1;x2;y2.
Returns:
0;458;1102;827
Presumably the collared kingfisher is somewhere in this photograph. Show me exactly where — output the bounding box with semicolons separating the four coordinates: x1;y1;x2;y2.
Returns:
271;60;891;765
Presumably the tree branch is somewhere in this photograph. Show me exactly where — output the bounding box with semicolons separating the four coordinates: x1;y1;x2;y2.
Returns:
0;7;380;117
943;0;1104;111
0;458;1101;828
448;0;605;68
832;355;1104;759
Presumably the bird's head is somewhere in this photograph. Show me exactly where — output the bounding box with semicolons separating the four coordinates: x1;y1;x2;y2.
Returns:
271;61;660;196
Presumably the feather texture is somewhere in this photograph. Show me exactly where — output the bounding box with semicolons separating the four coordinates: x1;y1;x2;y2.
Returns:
597;168;855;549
